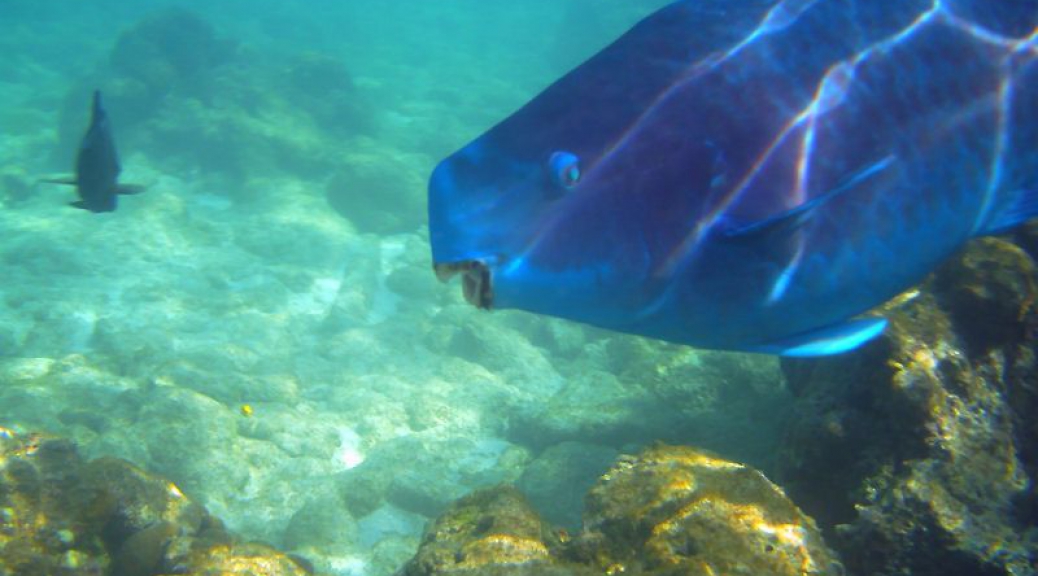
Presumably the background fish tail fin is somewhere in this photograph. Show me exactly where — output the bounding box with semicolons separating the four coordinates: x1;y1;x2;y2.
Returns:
978;187;1038;236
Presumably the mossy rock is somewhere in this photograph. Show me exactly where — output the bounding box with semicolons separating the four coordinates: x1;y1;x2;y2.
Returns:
0;429;309;576
401;485;560;576
575;445;842;576
0;433;109;575
402;447;842;576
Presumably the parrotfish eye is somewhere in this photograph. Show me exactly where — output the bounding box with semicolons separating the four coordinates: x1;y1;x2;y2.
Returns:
548;151;581;189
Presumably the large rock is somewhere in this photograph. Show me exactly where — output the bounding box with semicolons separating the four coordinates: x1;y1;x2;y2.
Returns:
506;367;663;449
778;237;1038;575
571;444;842;576
325;150;427;234
0;432;110;575
507;334;791;472
0;429;312;576
517;441;618;530
604;339;792;470
338;435;527;520
400;485;584;576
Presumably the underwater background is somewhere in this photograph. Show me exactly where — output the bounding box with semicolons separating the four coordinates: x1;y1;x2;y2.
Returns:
1;1;1037;575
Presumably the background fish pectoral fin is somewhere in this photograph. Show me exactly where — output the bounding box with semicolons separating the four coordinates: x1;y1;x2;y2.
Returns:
744;316;888;357
39;176;78;186
117;183;146;195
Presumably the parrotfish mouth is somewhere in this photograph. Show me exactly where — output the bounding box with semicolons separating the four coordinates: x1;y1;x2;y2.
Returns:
434;260;493;309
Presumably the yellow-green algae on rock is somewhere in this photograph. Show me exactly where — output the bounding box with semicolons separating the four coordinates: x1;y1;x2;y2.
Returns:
177;542;314;576
0;431;110;575
399;485;589;576
0;429;312;576
571;444;842;576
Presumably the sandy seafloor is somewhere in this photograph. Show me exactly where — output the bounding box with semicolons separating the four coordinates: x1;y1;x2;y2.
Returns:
0;2;797;574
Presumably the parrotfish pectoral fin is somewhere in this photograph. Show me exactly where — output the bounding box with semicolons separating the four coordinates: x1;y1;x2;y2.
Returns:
719;156;895;242
745;316;888;357
978;188;1038;236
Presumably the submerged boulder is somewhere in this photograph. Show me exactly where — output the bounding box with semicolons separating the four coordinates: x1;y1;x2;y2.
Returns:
0;429;312;576
325;150;427;234
109;8;235;108
0;432;110;575
570;444;842;576
778;237;1038;576
399;485;568;576
517;441;618;530
402;445;841;576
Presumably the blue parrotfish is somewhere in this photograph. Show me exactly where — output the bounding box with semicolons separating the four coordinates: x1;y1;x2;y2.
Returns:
429;0;1038;356
43;90;143;212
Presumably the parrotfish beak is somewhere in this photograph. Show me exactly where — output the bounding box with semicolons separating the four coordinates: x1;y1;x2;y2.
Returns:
428;138;552;311
428;156;498;310
433;260;493;309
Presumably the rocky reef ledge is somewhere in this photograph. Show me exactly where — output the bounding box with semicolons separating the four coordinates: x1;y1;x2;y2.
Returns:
778;235;1038;576
2;429;840;576
0;430;312;576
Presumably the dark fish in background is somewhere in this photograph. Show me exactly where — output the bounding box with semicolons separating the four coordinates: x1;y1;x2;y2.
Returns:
429;0;1038;356
42;90;143;212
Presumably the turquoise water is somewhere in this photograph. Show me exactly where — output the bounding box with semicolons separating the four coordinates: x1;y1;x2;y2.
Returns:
0;2;793;574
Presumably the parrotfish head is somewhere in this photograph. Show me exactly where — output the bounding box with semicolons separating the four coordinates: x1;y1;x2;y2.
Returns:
427;1;734;324
429;136;587;310
428;117;725;331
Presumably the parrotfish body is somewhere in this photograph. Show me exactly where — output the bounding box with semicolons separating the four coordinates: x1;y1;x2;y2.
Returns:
429;0;1038;356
